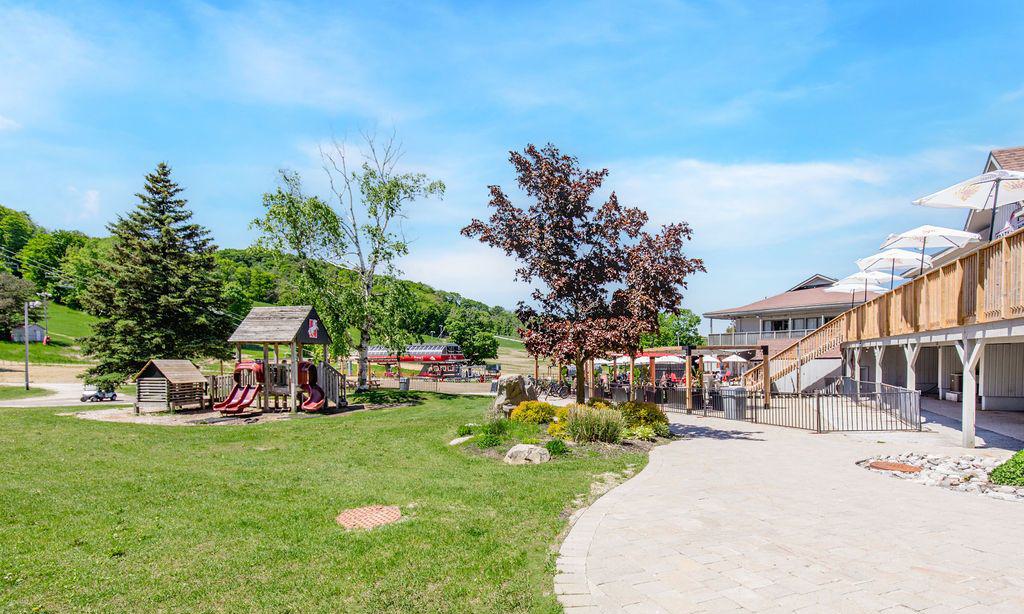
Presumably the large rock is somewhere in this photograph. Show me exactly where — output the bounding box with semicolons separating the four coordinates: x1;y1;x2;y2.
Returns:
488;374;537;419
503;444;551;465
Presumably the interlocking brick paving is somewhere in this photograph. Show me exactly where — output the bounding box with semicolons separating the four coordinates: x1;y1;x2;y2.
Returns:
556;414;1024;613
335;505;401;529
867;460;922;473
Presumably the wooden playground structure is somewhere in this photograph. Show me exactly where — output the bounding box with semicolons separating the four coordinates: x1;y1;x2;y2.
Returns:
218;306;346;413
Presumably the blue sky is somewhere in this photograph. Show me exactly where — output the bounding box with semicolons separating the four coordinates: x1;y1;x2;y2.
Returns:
2;1;1024;331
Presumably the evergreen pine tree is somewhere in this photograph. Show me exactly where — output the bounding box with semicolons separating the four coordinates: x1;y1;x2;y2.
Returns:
82;163;232;387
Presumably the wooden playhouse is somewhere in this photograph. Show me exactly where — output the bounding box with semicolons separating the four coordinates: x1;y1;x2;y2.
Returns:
133;359;207;413
223;305;346;413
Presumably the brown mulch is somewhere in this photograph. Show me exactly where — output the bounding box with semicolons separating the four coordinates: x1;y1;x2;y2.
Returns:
868;460;923;474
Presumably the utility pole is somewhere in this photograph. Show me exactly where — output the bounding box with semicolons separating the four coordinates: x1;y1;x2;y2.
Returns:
23;301;29;390
40;292;50;339
23;299;42;390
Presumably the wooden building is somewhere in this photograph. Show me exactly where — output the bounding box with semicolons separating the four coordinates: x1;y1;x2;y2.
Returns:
134;359;207;413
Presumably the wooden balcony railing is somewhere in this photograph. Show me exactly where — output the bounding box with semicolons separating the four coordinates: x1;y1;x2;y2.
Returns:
742;225;1024;391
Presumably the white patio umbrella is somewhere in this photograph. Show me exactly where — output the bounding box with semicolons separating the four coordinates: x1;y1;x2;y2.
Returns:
881;225;980;277
654;355;684;364
825;280;886;306
592;358;612;366
857;248;933;280
722;354;747;364
913;170;1024;241
701;355;720;364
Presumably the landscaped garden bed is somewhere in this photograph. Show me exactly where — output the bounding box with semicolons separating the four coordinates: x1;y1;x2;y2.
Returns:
451;399;675;464
0;391;647;612
859;451;1024;502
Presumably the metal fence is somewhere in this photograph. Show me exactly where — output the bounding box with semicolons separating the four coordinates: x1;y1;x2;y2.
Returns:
586;376;921;433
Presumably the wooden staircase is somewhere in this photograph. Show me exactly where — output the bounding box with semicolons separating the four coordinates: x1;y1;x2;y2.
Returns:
742;315;847;392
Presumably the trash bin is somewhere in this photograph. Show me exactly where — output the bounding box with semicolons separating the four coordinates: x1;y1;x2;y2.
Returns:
399;378;410;391
720;386;747;420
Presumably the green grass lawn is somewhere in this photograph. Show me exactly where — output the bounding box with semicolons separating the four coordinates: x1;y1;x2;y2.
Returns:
0;392;646;612
0;385;54;401
496;336;526;350
0;338;89;364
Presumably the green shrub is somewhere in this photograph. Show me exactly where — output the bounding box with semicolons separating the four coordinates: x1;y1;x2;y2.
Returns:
521;437;540;445
625;425;656;441
990;450;1024;486
476;434;502;448
618;401;668;428
652;422;671;438
510;401;557;424
566;405;623;443
547;421;567;438
456;424;474;437
482;419;510;437
545;439;569;455
585;398;613;410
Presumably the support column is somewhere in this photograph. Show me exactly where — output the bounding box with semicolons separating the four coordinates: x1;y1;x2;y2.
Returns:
852;347;861;381
937;345;944;398
685;346;693;411
760;344;771;409
289;342;299;413
904;343;920;392
873;346;885;393
262;343;270;412
955;339;984;448
649;356;656;387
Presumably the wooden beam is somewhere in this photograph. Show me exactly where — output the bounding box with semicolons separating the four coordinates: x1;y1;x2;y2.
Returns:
289;342;298;413
262;343;270;412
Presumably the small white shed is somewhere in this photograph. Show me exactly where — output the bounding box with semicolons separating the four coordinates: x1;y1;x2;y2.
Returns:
10;324;46;343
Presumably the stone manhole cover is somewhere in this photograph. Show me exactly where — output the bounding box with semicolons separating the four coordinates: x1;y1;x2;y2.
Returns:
868;460;922;474
335;505;402;529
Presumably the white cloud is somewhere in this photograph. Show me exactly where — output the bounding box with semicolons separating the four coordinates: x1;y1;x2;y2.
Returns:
606;149;977;250
398;242;531;309
65;187;101;222
0;114;20;131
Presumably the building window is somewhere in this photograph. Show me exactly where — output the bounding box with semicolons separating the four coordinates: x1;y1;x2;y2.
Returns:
805;317;819;330
792;318;805;330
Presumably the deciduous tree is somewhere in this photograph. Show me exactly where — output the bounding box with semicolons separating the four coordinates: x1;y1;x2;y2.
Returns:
253;134;444;390
463;144;704;402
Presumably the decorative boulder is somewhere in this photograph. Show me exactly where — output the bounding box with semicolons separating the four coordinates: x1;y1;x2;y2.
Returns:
488;374;538;419
504;444;551;465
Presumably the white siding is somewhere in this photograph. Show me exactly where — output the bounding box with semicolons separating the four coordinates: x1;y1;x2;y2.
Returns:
982;343;1024;397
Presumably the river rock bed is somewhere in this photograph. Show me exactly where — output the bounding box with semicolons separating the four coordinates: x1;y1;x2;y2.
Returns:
859;452;1024;502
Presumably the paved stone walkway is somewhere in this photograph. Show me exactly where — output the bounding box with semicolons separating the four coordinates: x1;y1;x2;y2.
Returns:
557;413;1024;613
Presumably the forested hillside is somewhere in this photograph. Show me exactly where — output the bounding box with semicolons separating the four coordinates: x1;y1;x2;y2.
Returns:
0;203;521;345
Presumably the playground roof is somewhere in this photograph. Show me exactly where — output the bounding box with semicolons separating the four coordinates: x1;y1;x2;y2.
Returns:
227;305;331;345
134;359;207;385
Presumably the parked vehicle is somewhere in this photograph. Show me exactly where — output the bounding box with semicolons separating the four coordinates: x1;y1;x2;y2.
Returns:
81;385;118;403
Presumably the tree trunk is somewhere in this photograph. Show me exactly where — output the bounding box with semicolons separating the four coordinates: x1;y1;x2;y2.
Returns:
575;357;586;404
356;323;371;391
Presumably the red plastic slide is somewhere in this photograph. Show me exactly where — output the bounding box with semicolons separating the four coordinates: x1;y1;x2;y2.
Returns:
213;384;243;411
301;383;325;412
218;384;262;414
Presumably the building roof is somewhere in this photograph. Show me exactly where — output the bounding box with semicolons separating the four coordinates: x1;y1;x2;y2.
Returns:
990;147;1024;171
704;285;880;319
227;305;331;345
134;359;207;384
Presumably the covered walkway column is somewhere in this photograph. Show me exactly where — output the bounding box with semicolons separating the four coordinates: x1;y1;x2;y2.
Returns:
904;343;920;392
955;339;984;448
873;346;885;393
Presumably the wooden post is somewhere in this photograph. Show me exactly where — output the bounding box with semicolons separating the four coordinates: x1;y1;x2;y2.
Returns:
628;354;635;390
274;343;281;409
533;355;539;380
262;343;270;412
684;346;693;411
649;356;656;386
235;343;242;362
761;345;771;409
289;342;298;413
